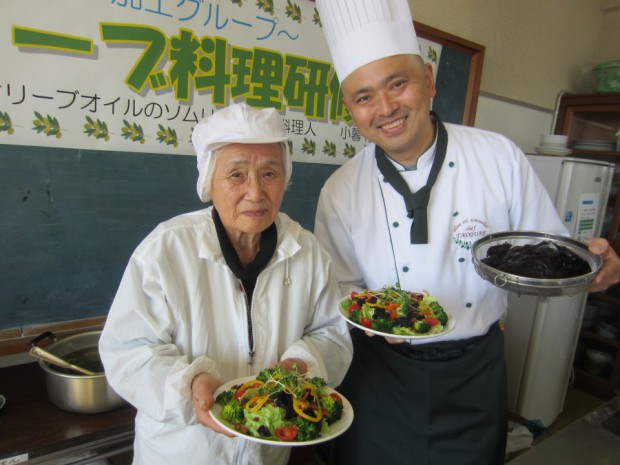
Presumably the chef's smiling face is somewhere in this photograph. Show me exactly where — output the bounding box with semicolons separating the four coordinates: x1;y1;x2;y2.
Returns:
341;54;437;167
209;142;286;241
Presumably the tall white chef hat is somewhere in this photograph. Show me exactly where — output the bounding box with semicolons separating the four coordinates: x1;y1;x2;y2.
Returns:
316;0;420;83
192;103;291;202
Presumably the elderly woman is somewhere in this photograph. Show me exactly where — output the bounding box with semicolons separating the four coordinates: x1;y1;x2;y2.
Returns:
99;103;352;465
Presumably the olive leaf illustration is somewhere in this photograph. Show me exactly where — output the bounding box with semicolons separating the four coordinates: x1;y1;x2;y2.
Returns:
312;8;321;27
256;0;274;15
231;0;243;6
427;47;438;64
121;119;145;144
84;116;110;141
287;139;294;156
343;143;357;159
285;0;302;23
301;137;316;156
33;111;62;138
157;124;179;147
322;140;337;158
0;111;14;135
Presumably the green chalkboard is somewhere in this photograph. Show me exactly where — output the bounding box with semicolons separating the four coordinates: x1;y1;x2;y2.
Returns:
0;144;336;330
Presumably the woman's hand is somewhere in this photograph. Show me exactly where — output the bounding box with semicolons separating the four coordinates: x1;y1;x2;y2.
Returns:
275;357;308;374
191;372;235;437
587;238;620;293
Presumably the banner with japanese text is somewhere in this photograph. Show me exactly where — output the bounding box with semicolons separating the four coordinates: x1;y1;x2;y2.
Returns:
0;0;352;164
0;0;442;165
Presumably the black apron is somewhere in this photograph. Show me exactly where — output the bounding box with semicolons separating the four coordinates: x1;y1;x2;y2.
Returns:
329;324;507;465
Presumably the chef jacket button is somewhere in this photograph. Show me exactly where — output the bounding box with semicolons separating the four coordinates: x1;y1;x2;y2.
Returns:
465;302;472;308
458;257;465;263
393;221;399;228
453;211;459;216
383;177;388;182
402;266;409;272
449;161;455;167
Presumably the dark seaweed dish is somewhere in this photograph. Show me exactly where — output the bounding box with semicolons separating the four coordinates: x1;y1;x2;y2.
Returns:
481;240;591;279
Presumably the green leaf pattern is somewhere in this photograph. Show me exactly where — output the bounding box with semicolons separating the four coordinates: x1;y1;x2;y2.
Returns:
157;124;179;147
0;111;14;135
84;116;110;141
121;119;146;144
33;111;62;138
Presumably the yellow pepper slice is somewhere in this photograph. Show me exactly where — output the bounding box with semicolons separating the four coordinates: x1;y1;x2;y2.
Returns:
238;379;264;391
292;384;322;422
245;394;270;412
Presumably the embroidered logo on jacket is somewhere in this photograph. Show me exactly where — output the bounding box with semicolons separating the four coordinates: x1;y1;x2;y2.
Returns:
453;218;489;250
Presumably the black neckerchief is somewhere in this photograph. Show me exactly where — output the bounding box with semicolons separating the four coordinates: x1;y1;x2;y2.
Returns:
374;113;448;244
212;208;277;300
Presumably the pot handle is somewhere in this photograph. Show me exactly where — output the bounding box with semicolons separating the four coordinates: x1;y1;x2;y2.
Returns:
29;331;58;347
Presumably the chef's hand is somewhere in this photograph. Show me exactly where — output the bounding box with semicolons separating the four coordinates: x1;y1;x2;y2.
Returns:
191;372;235;437
274;357;308;375
587;238;620;293
363;330;405;344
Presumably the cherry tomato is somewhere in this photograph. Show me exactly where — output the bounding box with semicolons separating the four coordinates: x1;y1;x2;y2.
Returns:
275;425;299;441
329;392;344;405
348;303;361;314
361;318;372;328
425;317;440;327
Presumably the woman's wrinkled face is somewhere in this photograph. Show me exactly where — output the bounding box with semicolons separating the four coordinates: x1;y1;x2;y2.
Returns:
209;142;286;239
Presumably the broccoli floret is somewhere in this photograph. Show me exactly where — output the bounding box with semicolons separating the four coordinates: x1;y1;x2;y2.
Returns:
435;310;448;326
414;320;431;334
294;417;322;441
320;395;343;425
371;318;393;333
307;376;327;389
256;367;277;382
349;309;361;324
215;390;234;406
221;400;244;424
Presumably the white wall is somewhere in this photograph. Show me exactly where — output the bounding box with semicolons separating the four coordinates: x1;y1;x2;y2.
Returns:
474;94;554;154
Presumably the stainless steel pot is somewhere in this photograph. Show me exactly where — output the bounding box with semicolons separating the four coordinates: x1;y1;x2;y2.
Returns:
30;331;126;414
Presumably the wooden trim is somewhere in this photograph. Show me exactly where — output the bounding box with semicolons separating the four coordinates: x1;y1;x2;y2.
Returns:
414;21;486;127
0;316;106;356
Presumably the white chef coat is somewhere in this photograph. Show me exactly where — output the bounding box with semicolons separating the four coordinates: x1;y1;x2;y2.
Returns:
99;208;353;465
315;122;568;343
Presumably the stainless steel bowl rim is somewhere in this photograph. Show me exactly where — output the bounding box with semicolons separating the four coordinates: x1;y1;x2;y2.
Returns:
38;330;106;379
472;231;602;296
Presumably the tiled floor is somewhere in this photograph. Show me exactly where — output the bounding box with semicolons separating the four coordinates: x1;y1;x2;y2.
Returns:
548;385;605;434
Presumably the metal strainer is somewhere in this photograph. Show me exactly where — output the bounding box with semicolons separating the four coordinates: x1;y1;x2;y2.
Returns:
472;231;602;297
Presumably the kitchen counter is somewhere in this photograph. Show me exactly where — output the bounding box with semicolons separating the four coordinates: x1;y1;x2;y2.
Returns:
507;396;620;464
0;362;136;464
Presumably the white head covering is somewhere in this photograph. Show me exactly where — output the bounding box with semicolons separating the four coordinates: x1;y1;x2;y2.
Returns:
316;0;420;83
192;103;291;202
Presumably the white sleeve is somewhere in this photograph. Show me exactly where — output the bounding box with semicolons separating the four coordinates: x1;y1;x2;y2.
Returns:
314;185;366;297
99;254;220;426
281;239;353;387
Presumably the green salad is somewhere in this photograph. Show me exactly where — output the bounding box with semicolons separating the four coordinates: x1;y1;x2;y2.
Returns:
214;367;344;442
342;285;449;336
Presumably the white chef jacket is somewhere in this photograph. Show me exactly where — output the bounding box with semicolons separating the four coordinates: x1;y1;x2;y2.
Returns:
99;208;353;465
315;123;568;343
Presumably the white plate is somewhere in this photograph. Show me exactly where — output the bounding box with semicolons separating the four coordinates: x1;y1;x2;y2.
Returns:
211;376;354;446
535;146;572;156
571;143;615;152
338;297;455;340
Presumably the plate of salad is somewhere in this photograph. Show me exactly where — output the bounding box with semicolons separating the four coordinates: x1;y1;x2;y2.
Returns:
339;285;455;339
210;367;353;446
